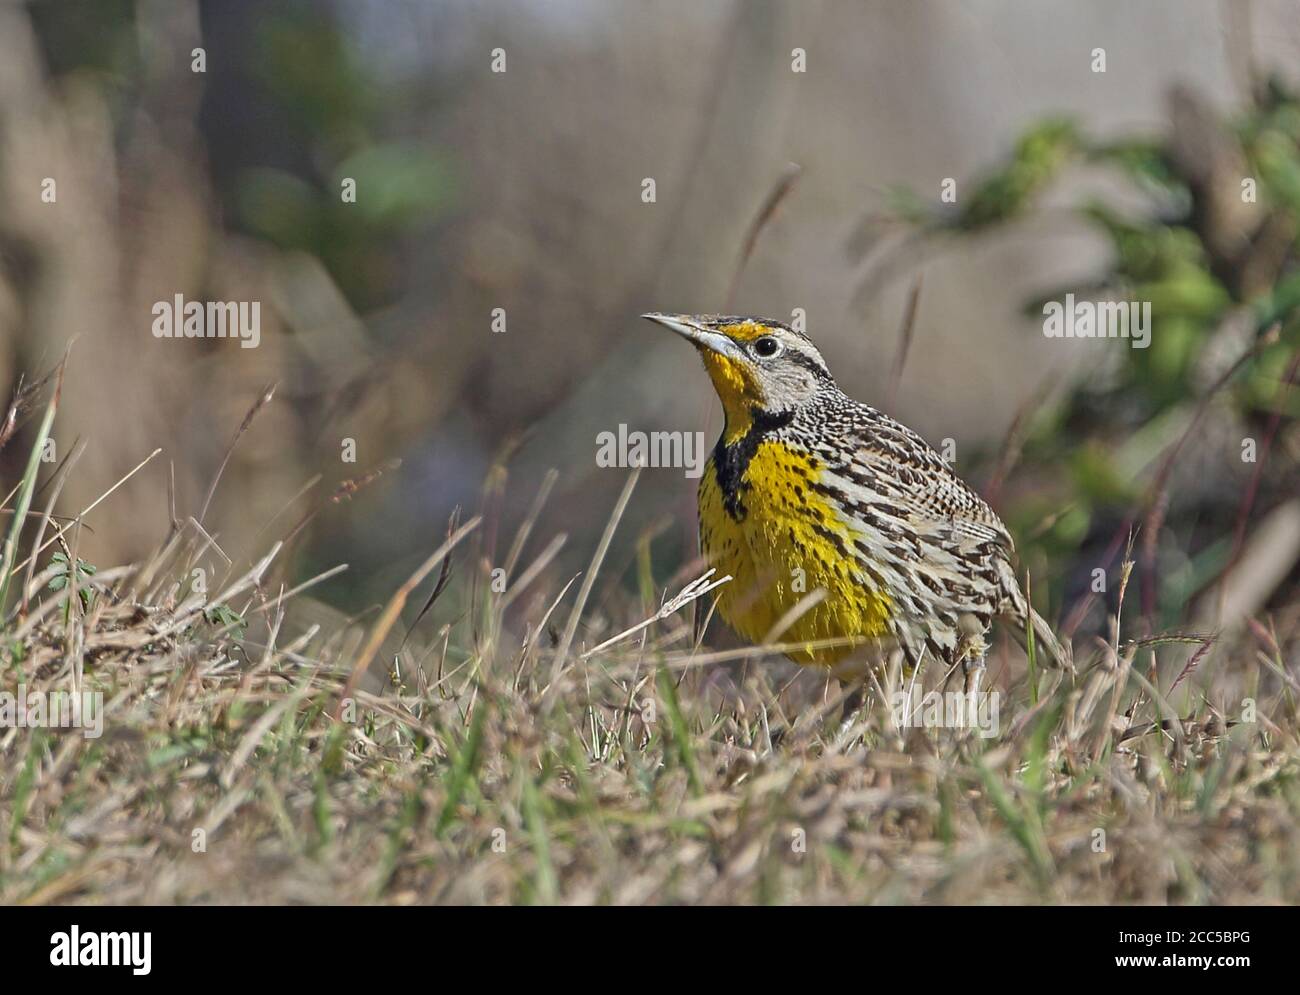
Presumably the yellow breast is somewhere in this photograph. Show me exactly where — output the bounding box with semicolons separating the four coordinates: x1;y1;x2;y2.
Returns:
698;439;893;664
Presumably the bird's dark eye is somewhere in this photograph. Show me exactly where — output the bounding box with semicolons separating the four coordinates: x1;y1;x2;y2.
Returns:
752;336;782;359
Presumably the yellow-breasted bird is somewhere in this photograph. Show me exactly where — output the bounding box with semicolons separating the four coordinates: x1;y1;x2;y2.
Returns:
642;312;1068;685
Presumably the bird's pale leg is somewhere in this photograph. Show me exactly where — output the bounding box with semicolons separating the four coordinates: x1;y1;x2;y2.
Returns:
956;614;989;698
961;654;985;697
829;650;877;735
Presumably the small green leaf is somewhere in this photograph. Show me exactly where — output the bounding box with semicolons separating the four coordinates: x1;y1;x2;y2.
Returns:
205;603;248;635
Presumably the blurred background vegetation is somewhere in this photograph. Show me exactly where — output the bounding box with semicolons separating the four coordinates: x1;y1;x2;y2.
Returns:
2;0;1299;671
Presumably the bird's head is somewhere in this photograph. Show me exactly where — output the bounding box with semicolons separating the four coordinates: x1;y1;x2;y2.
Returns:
642;313;835;440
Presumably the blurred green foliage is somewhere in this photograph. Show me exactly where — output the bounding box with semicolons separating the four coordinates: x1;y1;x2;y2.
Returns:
887;118;1082;232
25;1;456;315
236;11;456;311
28;0;140;85
889;78;1300;613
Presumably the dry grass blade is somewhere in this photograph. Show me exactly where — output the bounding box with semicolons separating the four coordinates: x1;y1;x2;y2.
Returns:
20;438;86;617
198;382;278;526
400;507;462;652
581;568;731;658
244;562;350;618
761;587;828;644
283;459;402;546
251;472;322;544
501;532;567;610
1216;342;1300;619
985;372;1058;504
0;360;64;455
543;468;640;708
725;162;802;310
1061;325;1280;640
0;350;68;614
1140;323;1279;619
885;272;924;412
1168;635;1216;696
503;469;557;580
8;447;162;583
333;516;481;718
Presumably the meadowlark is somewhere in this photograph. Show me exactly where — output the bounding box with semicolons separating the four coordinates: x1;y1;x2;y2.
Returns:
642;312;1068;689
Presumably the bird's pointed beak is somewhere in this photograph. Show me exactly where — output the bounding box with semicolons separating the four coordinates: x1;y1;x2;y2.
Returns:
641;313;743;359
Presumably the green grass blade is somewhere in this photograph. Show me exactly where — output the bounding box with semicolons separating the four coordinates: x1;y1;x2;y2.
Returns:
0;365;63;617
435;697;489;836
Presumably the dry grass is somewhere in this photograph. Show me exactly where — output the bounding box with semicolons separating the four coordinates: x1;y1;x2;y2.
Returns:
2;428;1298;906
